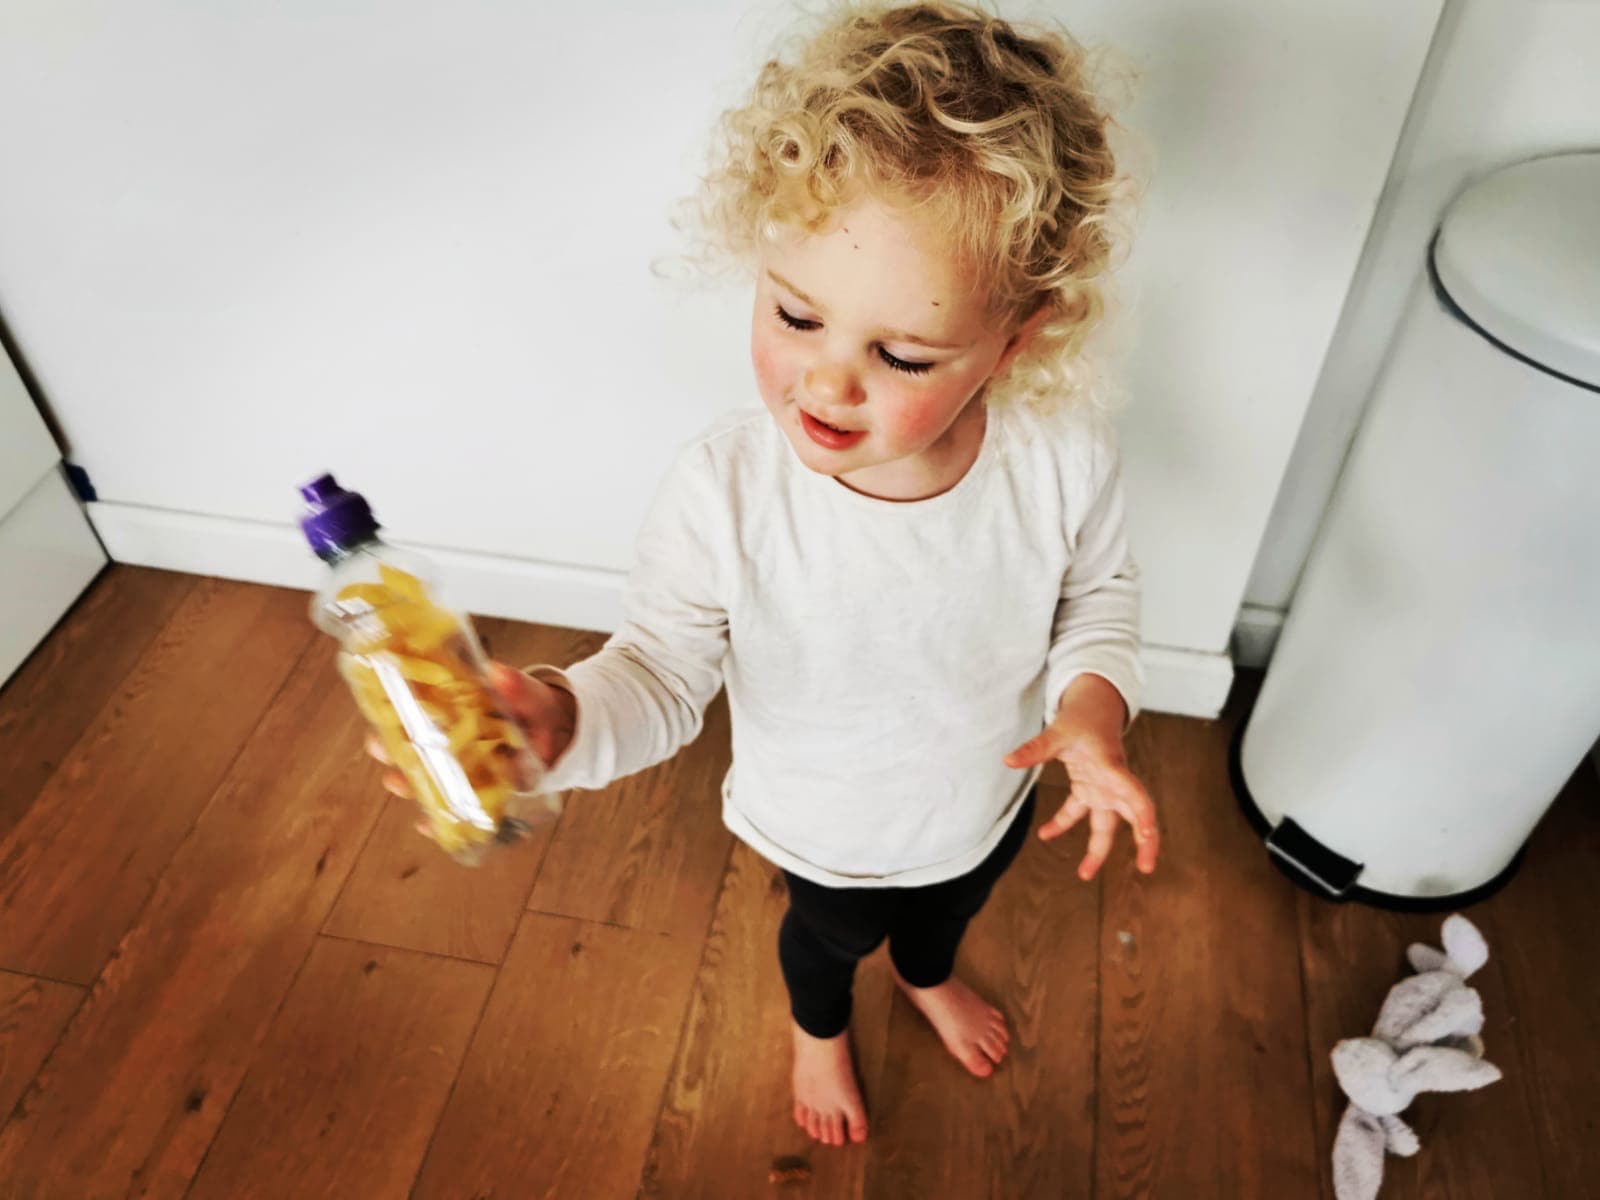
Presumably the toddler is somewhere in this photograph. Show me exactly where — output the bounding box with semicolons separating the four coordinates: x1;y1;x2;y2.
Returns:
371;0;1160;1149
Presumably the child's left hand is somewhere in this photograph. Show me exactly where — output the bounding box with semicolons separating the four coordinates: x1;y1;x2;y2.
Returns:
1002;674;1160;881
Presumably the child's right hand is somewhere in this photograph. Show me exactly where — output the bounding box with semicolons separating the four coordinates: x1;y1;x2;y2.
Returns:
363;661;577;800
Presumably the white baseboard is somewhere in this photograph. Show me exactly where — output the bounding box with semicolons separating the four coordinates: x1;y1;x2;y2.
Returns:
1141;643;1236;719
87;500;1235;719
1232;603;1286;670
87;500;626;633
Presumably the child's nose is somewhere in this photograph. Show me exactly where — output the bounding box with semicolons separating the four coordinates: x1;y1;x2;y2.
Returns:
803;362;864;407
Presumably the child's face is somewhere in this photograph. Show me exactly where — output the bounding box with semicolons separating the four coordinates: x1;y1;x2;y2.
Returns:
750;193;1040;499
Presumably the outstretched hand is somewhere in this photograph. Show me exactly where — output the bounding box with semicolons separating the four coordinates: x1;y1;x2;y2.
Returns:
1003;675;1160;881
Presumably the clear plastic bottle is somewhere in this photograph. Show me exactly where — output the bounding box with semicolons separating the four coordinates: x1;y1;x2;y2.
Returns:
298;474;557;864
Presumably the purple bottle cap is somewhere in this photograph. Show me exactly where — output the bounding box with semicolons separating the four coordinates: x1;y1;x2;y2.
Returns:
299;473;380;561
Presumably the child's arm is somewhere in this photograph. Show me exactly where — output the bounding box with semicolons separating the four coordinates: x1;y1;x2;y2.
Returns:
1004;425;1159;879
524;442;730;794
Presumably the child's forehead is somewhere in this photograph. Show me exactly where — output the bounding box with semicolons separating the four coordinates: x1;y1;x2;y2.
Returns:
762;195;997;323
805;193;952;263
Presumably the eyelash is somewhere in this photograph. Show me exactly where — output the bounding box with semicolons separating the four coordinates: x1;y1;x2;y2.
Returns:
773;305;935;376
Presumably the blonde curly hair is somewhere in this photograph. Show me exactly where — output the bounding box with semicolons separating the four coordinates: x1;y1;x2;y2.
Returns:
679;1;1133;413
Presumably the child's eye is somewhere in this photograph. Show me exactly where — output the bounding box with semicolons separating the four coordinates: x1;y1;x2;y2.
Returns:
775;305;934;376
774;304;819;332
878;348;934;376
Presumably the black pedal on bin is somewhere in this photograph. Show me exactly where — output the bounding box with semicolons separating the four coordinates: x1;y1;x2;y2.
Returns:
1264;818;1364;899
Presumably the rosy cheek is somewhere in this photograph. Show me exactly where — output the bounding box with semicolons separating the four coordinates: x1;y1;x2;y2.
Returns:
750;337;780;398
886;390;959;445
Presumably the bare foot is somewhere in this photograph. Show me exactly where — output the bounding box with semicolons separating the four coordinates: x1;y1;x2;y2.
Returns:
891;964;1010;1077
790;1019;870;1146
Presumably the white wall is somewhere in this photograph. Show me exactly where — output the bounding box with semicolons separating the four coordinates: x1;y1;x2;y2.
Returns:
0;1;1441;716
1241;0;1600;663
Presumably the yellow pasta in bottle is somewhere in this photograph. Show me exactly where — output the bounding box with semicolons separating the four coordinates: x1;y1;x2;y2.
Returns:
300;474;561;864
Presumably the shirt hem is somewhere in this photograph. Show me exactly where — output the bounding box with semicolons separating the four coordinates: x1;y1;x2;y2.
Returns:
720;772;1039;889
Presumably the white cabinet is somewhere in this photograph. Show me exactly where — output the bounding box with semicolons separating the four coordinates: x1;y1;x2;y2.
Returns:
0;345;105;685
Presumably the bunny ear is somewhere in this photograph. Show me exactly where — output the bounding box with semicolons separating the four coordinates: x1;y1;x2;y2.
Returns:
1407;944;1450;974
1397;986;1485;1049
1378;1114;1421;1158
1333;1107;1389;1200
1334;1039;1409;1115
1373;974;1455;1044
1440;915;1489;977
1389;1045;1503;1098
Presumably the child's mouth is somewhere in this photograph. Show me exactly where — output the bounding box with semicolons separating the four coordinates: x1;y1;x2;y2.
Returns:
800;410;867;451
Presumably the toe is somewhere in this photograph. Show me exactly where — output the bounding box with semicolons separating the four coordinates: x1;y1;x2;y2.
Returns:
827;1114;844;1145
962;1048;995;1077
848;1113;869;1143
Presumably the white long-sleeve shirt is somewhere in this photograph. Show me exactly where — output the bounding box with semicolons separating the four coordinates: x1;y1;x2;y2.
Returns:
533;401;1143;888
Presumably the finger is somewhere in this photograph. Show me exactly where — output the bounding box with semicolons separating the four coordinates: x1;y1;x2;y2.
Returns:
365;732;392;765
1077;809;1118;881
382;770;413;799
1109;779;1161;874
1131;807;1161;874
1038;795;1090;842
1111;780;1159;844
1003;728;1061;770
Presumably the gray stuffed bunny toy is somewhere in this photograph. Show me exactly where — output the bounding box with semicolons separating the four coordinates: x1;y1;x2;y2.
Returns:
1330;914;1503;1200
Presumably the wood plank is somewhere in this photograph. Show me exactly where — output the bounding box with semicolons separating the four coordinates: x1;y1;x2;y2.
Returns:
0;970;82;1125
639;840;896;1200
1096;710;1322;1199
0;646;387;1199
1297;897;1547;1200
0;577;314;983
409;910;705;1200
865;784;1099;1199
527;693;734;940
185;938;494;1200
322;621;607;963
0;565;194;837
1481;769;1600;1200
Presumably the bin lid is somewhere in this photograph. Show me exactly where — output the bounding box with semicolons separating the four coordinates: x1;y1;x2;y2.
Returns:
1432;151;1600;389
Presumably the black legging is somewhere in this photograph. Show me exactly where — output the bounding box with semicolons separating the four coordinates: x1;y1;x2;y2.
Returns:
778;789;1036;1039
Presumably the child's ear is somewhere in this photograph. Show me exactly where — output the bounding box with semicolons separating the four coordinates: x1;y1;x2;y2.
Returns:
995;300;1054;374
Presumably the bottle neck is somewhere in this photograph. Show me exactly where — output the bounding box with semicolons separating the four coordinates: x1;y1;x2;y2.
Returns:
318;534;383;565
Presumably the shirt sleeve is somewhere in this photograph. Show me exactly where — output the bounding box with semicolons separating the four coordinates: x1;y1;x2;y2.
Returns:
1043;421;1144;729
527;442;729;792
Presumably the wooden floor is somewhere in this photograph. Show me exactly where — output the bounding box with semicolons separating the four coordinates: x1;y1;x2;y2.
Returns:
1;566;1596;1199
